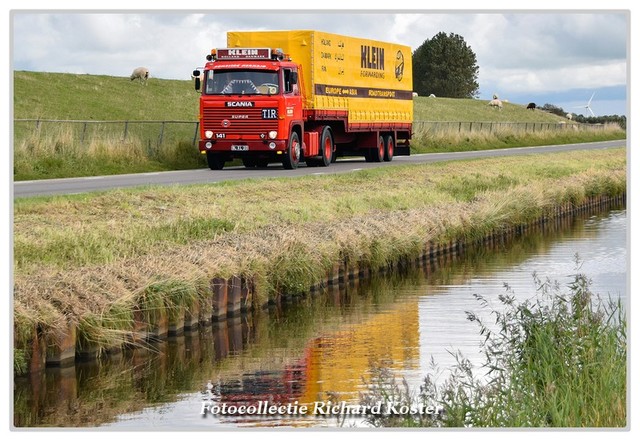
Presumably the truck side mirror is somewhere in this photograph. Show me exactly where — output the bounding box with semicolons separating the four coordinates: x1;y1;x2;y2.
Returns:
193;70;201;91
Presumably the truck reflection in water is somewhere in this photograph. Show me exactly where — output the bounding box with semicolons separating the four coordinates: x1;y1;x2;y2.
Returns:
212;300;419;412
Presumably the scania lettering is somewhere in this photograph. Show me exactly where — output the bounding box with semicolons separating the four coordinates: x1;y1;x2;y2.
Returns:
192;30;413;170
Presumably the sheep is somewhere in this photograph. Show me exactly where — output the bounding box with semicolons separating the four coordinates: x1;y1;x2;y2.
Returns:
429;93;436;98
527;102;536;110
130;67;149;85
566;113;573;120
412;92;418;97
488;98;503;110
493;93;499;100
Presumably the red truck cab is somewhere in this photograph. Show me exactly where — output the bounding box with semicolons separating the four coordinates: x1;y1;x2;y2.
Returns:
193;48;320;170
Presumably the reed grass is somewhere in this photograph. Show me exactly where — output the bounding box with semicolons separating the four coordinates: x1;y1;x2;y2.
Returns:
12;149;626;373
360;264;627;427
14;126;205;180
411;122;625;154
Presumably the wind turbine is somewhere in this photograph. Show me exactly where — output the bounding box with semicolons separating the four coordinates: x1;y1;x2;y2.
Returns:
575;92;596;116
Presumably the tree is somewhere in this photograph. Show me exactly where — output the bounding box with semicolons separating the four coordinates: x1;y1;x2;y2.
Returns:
413;32;479;98
540;103;566;117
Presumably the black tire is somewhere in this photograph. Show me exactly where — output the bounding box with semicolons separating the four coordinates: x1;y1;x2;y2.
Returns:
283;131;301;170
371;135;385;162
318;126;333;167
206;152;225;170
384;134;395;162
256;159;270;168
242;158;257;168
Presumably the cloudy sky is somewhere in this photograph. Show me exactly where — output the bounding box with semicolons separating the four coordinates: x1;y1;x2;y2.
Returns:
9;7;630;116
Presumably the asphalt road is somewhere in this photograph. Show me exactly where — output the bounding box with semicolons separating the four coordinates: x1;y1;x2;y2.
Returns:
14;140;625;198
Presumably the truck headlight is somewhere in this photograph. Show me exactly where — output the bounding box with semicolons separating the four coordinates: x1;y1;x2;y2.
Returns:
205;142;213;149
205;130;214;139
268;131;278;139
268;142;276;149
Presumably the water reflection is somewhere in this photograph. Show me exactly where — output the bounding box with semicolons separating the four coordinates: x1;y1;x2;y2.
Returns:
14;207;626;428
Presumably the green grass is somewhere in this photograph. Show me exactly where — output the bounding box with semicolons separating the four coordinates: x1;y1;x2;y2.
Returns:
13;71;626;180
14;71;568;123
413;96;571;123
13;71;199;120
360;265;627;427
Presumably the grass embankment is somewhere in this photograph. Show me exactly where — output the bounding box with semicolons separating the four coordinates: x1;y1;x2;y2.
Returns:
13;148;626;374
361;268;627;427
14;71;204;180
13;71;626;180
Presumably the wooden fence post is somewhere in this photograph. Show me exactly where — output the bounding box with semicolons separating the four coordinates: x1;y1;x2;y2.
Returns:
192;122;200;146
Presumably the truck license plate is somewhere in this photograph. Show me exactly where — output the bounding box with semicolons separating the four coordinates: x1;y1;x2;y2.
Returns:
231;145;249;151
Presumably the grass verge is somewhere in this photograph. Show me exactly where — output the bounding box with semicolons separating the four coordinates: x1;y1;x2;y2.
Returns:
360;264;627;427
13;148;626;374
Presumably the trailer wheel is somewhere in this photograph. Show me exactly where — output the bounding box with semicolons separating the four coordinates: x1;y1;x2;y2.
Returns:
283;131;301;170
384;134;395;162
370;135;385;162
206;152;225;170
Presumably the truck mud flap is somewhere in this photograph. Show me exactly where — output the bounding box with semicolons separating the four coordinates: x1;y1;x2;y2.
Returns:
395;143;410;156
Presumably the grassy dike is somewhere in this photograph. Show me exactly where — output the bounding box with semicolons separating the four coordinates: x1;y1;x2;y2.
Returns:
13;71;626;181
13;148;626;374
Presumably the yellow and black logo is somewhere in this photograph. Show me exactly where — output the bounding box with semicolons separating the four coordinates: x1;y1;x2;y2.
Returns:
395;51;405;82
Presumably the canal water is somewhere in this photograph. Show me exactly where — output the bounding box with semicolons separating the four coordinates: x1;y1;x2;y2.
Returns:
13;207;627;429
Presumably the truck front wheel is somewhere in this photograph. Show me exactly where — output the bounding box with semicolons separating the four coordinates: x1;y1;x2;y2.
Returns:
206;152;225;170
283;132;301;170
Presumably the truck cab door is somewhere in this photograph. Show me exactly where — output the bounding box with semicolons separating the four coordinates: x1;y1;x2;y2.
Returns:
282;68;303;122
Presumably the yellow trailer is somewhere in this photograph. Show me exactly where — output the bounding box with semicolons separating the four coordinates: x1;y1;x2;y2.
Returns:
227;30;413;130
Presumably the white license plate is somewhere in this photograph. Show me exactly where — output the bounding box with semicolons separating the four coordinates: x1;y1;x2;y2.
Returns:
231;145;249;151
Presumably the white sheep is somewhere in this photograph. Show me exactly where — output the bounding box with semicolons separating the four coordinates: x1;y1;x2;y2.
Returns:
130;67;149;85
412;92;418;97
429;93;436;98
566;113;573;120
488;98;503;110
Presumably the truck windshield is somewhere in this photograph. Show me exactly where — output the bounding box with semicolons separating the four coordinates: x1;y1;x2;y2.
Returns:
205;70;279;95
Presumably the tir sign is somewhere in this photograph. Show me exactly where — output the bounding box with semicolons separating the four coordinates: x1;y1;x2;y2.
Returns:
262;108;278;119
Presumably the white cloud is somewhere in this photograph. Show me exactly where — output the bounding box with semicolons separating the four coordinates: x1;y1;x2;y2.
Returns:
11;11;628;110
483;59;626;94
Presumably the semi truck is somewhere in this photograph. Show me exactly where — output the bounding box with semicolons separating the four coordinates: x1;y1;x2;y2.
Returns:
192;30;413;170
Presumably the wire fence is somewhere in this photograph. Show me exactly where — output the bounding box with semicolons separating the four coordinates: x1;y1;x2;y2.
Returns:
14;119;201;149
13;119;609;149
412;120;609;135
